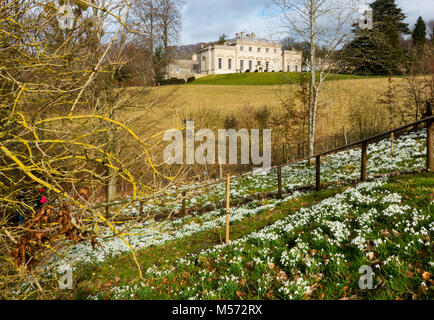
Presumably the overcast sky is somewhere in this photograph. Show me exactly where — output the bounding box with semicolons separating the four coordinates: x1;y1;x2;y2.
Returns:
179;0;434;45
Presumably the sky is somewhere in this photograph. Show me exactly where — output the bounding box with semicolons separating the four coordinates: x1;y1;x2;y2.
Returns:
179;0;434;45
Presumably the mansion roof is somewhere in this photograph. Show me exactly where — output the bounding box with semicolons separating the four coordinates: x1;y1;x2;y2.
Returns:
198;32;284;52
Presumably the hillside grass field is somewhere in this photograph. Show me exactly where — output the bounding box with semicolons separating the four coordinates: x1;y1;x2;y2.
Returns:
123;76;411;142
189;72;380;86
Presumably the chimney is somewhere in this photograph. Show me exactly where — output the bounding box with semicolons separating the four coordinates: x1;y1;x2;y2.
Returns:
241;32;245;37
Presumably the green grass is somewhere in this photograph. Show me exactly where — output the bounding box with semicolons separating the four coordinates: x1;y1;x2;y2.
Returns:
190;72;380;86
56;172;433;300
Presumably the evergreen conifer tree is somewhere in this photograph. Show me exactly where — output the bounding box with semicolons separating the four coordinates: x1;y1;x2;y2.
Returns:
346;0;409;75
412;16;427;49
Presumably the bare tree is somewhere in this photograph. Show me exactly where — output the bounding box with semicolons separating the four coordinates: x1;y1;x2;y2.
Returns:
400;46;434;123
428;20;434;44
131;0;184;83
132;0;160;83
0;0;186;297
86;0;183;204
158;0;184;65
270;0;362;158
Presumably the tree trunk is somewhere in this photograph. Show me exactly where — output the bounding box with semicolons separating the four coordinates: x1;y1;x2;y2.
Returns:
106;90;118;204
108;171;117;203
106;132;117;204
308;0;317;159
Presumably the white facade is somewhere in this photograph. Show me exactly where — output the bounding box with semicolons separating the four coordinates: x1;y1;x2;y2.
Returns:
196;32;302;74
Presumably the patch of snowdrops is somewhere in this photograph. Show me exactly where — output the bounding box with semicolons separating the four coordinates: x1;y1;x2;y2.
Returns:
89;177;433;300
50;129;431;283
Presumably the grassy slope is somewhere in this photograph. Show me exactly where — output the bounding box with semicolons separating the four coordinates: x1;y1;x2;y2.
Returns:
190;72;380;86
64;172;433;300
122;77;409;142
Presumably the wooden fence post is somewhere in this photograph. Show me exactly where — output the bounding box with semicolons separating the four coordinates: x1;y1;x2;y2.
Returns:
181;191;186;217
139;200;143;217
428;119;434;172
277;166;282;198
105;183;109;218
391;132;394;156
226;173;231;244
361;141;368;182
103;160;109;218
315;155;321;191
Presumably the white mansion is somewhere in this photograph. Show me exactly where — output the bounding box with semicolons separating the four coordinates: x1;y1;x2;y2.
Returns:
168;32;303;80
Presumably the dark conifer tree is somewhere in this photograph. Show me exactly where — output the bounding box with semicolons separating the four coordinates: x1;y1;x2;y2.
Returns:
346;0;409;75
412;16;427;49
